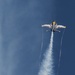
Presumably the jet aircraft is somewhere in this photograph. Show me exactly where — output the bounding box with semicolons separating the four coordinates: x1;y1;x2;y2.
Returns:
42;21;66;32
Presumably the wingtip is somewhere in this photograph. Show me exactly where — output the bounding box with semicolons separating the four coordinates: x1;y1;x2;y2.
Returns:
64;26;66;28
65;26;66;28
41;25;44;27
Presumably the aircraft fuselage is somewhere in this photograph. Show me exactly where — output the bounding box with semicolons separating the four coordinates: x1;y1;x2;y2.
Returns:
51;21;57;32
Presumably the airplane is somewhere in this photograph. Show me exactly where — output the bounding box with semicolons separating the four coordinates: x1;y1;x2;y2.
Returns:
42;21;66;32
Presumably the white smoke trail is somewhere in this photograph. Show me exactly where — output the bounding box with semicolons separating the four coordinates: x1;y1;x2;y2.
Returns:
38;31;54;75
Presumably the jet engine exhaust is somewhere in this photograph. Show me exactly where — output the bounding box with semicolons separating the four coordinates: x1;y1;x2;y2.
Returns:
38;31;54;75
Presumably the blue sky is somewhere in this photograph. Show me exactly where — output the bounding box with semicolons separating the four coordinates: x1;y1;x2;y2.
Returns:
0;0;75;75
55;0;75;75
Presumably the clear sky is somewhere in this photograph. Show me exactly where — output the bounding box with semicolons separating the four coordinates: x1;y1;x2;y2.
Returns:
0;0;75;75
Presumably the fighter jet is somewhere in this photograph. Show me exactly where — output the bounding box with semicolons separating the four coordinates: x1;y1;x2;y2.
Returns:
42;21;66;32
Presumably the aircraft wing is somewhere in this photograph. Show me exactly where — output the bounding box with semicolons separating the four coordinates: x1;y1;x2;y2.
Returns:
42;24;52;28
56;25;66;29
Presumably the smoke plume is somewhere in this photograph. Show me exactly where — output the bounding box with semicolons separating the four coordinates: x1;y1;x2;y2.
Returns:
38;31;54;75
